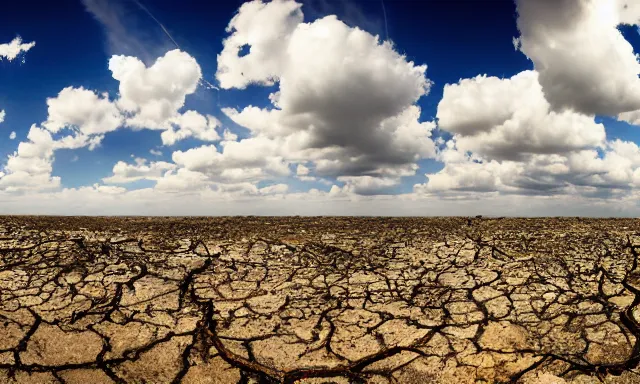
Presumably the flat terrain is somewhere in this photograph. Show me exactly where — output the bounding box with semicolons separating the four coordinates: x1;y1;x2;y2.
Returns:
2;217;640;383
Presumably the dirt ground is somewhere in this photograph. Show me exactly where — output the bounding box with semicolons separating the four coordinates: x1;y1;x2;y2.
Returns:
2;216;640;383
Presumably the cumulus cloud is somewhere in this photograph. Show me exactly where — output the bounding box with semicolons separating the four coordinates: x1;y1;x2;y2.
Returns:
515;0;640;116
9;132;16;140
43;87;123;135
417;138;640;196
104;49;215;146
103;138;291;190
216;0;303;89
161;111;220;146
424;0;640;200
171;140;290;183
258;183;289;195
110;49;202;129
102;158;177;184
2;0;437;198
335;176;399;195
0;110;5;124
0;48;214;192
8;0;640;215
0;37;35;61
217;0;436;188
295;163;324;182
154;168;210;192
0;85;123;192
0;127;60;191
437;70;606;160
14;49;205;148
222;129;238;142
296;164;309;176
619;109;640;126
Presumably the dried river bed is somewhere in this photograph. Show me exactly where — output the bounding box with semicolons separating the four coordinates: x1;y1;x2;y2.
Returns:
1;216;640;383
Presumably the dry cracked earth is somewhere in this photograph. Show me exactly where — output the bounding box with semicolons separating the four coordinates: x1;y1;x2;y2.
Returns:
3;217;640;383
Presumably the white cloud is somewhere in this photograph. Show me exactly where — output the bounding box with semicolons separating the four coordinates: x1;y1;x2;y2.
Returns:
7;0;640;214
154;169;210;192
0;49;211;192
91;183;126;195
427;4;640;201
9;131;16;140
216;0;303;89
0;37;35;61
437;70;606;160
0;172;60;192
619;109;640;126
171;144;218;171
428;2;640;201
0;110;5;124
2;1;438;197
617;1;640;24
0;126;59;191
161;111;220;145
43;87;122;135
336;176;399;195
416;139;640;196
102;159;177;184
296;163;309;176
218;0;436;187
258;183;288;195
109;49;202;129
170;139;290;183
515;0;640;116
40;49;205;144
0;101;114;192
222;129;238;142
103;137;291;189
29;48;206;152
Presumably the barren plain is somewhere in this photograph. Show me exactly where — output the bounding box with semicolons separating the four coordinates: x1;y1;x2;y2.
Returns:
2;217;640;383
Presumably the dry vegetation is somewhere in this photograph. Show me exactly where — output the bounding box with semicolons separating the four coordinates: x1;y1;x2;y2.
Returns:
2;216;640;383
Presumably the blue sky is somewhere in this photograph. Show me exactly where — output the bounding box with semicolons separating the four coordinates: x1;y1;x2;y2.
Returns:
1;0;640;215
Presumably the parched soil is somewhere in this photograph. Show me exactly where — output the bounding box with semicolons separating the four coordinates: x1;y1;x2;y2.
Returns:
2;216;640;383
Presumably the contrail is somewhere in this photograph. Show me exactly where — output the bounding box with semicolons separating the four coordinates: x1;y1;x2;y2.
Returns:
131;0;219;91
380;0;389;42
131;0;180;49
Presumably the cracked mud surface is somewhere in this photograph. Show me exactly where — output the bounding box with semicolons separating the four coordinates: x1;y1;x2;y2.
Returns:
3;217;640;383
